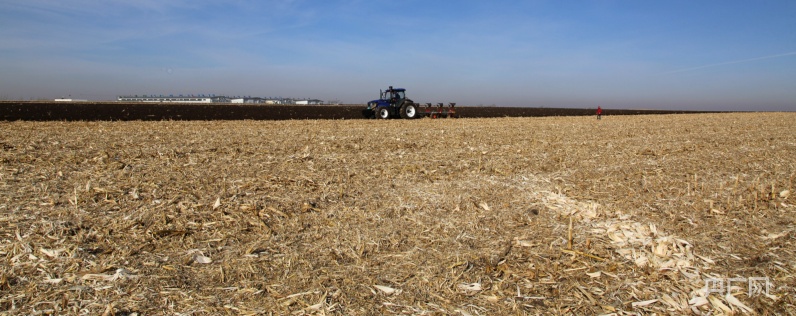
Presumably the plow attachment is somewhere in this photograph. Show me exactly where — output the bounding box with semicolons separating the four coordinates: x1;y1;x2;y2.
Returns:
422;103;457;118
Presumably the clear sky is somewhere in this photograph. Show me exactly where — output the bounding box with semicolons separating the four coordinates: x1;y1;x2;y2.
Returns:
1;0;794;110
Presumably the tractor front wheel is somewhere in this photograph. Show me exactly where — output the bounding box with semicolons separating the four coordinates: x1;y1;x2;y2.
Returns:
400;103;418;119
377;107;391;119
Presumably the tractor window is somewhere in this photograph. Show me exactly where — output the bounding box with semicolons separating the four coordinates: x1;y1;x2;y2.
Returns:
392;91;405;100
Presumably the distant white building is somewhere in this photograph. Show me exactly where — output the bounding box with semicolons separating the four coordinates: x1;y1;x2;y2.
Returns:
116;95;305;104
230;97;265;104
295;99;324;105
117;95;215;103
54;98;87;102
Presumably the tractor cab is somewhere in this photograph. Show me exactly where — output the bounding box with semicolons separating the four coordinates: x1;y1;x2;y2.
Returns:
387;89;405;103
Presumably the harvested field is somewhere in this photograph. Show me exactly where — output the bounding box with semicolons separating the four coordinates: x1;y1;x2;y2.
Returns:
1;113;794;315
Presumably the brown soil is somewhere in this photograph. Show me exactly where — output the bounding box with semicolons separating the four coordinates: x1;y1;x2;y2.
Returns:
1;113;793;315
0;102;711;121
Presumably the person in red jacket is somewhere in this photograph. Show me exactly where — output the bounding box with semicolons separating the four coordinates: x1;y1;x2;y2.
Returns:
596;106;603;120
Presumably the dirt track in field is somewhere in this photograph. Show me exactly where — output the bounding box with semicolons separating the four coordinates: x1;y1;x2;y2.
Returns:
1;113;794;315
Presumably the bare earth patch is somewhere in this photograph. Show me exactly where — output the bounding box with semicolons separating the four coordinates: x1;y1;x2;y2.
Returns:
1;113;794;315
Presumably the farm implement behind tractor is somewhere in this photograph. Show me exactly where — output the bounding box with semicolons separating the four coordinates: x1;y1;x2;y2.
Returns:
362;86;456;119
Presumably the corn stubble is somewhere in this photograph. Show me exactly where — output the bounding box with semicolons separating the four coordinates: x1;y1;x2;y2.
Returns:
0;113;794;314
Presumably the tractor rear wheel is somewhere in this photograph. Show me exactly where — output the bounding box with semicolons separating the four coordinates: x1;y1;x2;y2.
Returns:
400;103;418;119
377;107;391;119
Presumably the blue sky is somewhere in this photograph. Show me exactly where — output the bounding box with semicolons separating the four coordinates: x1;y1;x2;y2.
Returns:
1;0;794;110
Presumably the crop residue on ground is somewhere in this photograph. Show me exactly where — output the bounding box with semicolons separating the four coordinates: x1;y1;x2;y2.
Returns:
1;113;794;314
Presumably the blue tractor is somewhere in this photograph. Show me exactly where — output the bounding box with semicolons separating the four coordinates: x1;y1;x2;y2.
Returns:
363;86;419;119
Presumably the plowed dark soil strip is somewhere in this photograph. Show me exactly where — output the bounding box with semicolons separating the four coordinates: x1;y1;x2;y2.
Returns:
1;102;714;121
